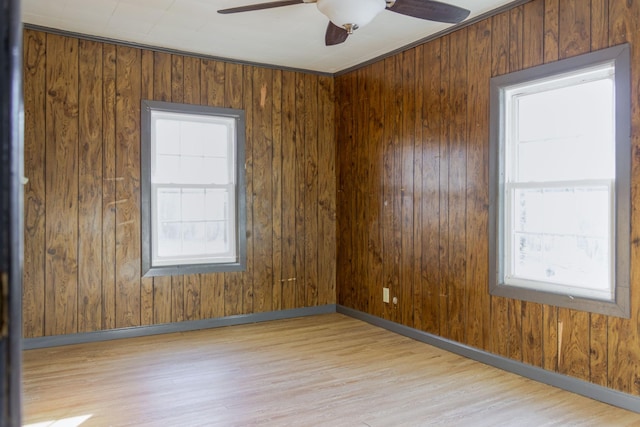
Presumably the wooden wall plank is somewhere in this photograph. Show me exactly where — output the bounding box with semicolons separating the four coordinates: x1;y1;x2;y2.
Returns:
78;39;103;333
437;36;451;337
45;34;79;336
184;273;202;321
336;73;355;310
171;55;184;103
412;46;424;330
318;75;337;306
544;0;560;63
391;56;404;324
465;20;492;351
271;69;283;311
400;50;416;326
294;73;307;308
281;70;297;310
101;43;117;331
420;39;442;336
251;66;274;313
558;0;591;58
153;52;171;102
171;276;184;323
242;65;255;314
153;277;171;324
200;273;223;320
523;0;545;69
364;62;384;318
381;57;399;321
304;74;319;308
114;45;142;328
22;29;47;338
354;69;368;314
183;56;201;105
139;49;154;327
446;29;468;344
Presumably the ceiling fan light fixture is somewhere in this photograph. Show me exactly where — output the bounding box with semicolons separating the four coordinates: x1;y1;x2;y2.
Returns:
316;0;386;32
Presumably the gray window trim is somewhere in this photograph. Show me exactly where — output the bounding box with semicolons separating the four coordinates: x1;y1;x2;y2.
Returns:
141;100;247;277
488;44;631;318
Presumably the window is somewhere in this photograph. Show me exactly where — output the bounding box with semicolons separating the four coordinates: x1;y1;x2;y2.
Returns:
489;44;630;317
141;100;246;276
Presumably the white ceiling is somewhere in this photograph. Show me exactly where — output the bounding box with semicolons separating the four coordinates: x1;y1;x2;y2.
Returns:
22;0;517;74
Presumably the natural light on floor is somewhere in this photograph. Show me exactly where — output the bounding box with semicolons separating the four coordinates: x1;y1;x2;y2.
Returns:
24;414;92;427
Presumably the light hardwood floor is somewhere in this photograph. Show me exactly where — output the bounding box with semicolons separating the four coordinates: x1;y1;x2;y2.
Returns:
22;314;640;426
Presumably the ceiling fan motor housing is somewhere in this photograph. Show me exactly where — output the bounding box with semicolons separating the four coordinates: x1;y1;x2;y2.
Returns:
317;0;386;32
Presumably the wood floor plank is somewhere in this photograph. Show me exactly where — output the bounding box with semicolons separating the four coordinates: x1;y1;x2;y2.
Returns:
23;314;640;426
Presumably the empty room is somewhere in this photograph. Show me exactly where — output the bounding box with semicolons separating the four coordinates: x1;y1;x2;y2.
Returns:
1;0;640;425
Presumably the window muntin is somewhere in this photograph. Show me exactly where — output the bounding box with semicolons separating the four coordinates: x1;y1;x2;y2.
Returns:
489;44;630;318
142;101;246;276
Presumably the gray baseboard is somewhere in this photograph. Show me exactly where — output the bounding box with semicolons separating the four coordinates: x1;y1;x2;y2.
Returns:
23;304;337;350
337;305;640;415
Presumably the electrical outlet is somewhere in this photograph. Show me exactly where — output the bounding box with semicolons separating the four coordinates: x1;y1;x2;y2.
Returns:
383;287;390;303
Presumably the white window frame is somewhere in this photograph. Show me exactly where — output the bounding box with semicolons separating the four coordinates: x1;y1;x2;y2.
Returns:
488;44;631;318
141;100;246;277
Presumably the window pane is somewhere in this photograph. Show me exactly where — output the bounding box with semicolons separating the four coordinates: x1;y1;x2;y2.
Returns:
152;115;234;185
179;121;205;156
509;185;611;292
154;186;233;260
513;186;610;237
514;78;614;182
206;221;229;254
512;232;609;292
157;188;180;221
182;222;206;256
155;119;180;155
517;79;613;143
205;189;228;221
202;124;230;157
157;222;181;257
155;155;180;183
180;156;206;185
182;189;206;221
202;158;230;185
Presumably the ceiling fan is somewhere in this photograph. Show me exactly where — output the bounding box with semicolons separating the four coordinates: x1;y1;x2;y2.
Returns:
218;0;471;46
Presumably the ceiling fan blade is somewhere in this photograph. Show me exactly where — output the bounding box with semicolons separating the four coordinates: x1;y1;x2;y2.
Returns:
325;22;349;46
218;0;304;14
388;0;470;24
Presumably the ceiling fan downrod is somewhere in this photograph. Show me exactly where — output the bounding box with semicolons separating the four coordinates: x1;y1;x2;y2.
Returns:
343;23;359;34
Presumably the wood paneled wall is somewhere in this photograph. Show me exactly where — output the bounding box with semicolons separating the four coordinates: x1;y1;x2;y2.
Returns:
22;29;337;338
336;0;640;396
